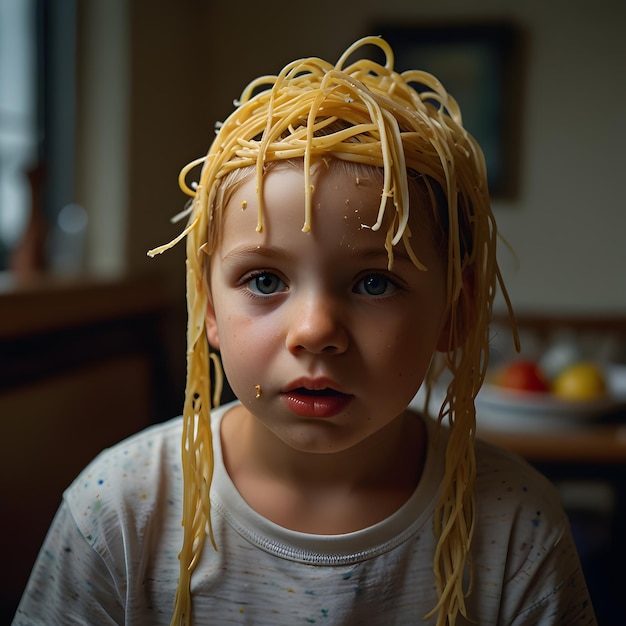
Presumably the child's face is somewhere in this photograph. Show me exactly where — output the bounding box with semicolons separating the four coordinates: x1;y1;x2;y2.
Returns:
206;163;449;454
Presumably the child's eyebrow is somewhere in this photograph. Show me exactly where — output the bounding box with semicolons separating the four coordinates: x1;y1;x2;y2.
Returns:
359;247;412;263
219;245;295;264
351;244;425;271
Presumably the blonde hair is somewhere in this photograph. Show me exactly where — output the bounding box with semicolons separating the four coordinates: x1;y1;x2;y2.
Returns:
149;35;515;626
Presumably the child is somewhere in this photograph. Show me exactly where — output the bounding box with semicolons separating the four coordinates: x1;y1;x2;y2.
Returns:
14;36;596;625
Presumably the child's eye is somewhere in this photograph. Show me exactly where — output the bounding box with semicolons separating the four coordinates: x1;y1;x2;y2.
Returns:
354;273;396;297
247;272;286;295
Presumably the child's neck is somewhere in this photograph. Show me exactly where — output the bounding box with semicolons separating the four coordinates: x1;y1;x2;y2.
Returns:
220;405;427;534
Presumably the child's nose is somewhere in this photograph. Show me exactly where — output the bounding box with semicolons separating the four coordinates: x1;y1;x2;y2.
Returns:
286;292;349;355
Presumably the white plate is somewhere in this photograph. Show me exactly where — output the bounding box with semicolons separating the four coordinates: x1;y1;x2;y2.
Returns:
411;364;626;432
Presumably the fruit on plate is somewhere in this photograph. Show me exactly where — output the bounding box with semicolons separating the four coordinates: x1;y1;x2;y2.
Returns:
552;362;607;401
496;360;550;393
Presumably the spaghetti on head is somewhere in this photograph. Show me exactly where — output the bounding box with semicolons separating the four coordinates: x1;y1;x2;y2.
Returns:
148;35;516;626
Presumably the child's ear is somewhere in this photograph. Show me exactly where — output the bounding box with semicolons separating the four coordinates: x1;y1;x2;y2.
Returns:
436;271;475;352
205;294;221;350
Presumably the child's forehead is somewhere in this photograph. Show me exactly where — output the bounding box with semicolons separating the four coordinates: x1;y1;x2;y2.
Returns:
214;162;440;263
218;159;436;231
222;161;386;228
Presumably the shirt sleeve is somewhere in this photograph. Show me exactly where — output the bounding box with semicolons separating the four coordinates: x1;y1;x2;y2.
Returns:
12;501;125;626
470;440;598;625
508;521;596;625
497;485;597;625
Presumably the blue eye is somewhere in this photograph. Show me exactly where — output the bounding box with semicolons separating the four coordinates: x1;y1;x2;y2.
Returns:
248;272;285;295
355;274;394;296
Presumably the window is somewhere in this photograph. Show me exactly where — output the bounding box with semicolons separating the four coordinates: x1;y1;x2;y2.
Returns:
0;0;38;269
0;0;77;273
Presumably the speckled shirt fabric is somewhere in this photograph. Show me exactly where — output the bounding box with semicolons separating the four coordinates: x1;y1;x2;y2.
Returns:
14;401;596;625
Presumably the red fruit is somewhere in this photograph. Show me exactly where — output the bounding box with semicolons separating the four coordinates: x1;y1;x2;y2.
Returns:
497;360;550;393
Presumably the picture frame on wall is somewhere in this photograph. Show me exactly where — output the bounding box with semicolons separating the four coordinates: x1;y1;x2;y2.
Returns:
372;22;524;199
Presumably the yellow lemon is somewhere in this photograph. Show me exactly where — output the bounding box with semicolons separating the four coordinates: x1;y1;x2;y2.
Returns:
552;362;607;401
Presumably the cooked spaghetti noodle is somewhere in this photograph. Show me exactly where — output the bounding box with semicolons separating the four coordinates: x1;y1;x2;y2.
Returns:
148;35;516;626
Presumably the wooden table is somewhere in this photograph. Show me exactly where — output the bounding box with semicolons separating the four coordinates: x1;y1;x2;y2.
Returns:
479;422;626;465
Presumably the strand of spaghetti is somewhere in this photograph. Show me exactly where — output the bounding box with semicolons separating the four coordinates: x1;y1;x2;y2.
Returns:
380;106;409;245
147;203;203;257
235;130;381;158
178;156;207;197
251;58;302;233
335;35;395;72
303;77;329;232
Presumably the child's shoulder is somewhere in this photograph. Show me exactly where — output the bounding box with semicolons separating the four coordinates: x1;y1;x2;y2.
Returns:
473;434;567;525
50;415;185;558
421;414;561;512
58;404;235;554
421;412;563;518
63;415;185;515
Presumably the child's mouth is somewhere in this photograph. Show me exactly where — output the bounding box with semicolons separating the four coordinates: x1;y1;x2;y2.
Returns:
281;387;353;418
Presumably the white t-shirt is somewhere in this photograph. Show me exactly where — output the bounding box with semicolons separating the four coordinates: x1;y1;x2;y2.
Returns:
13;401;596;625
